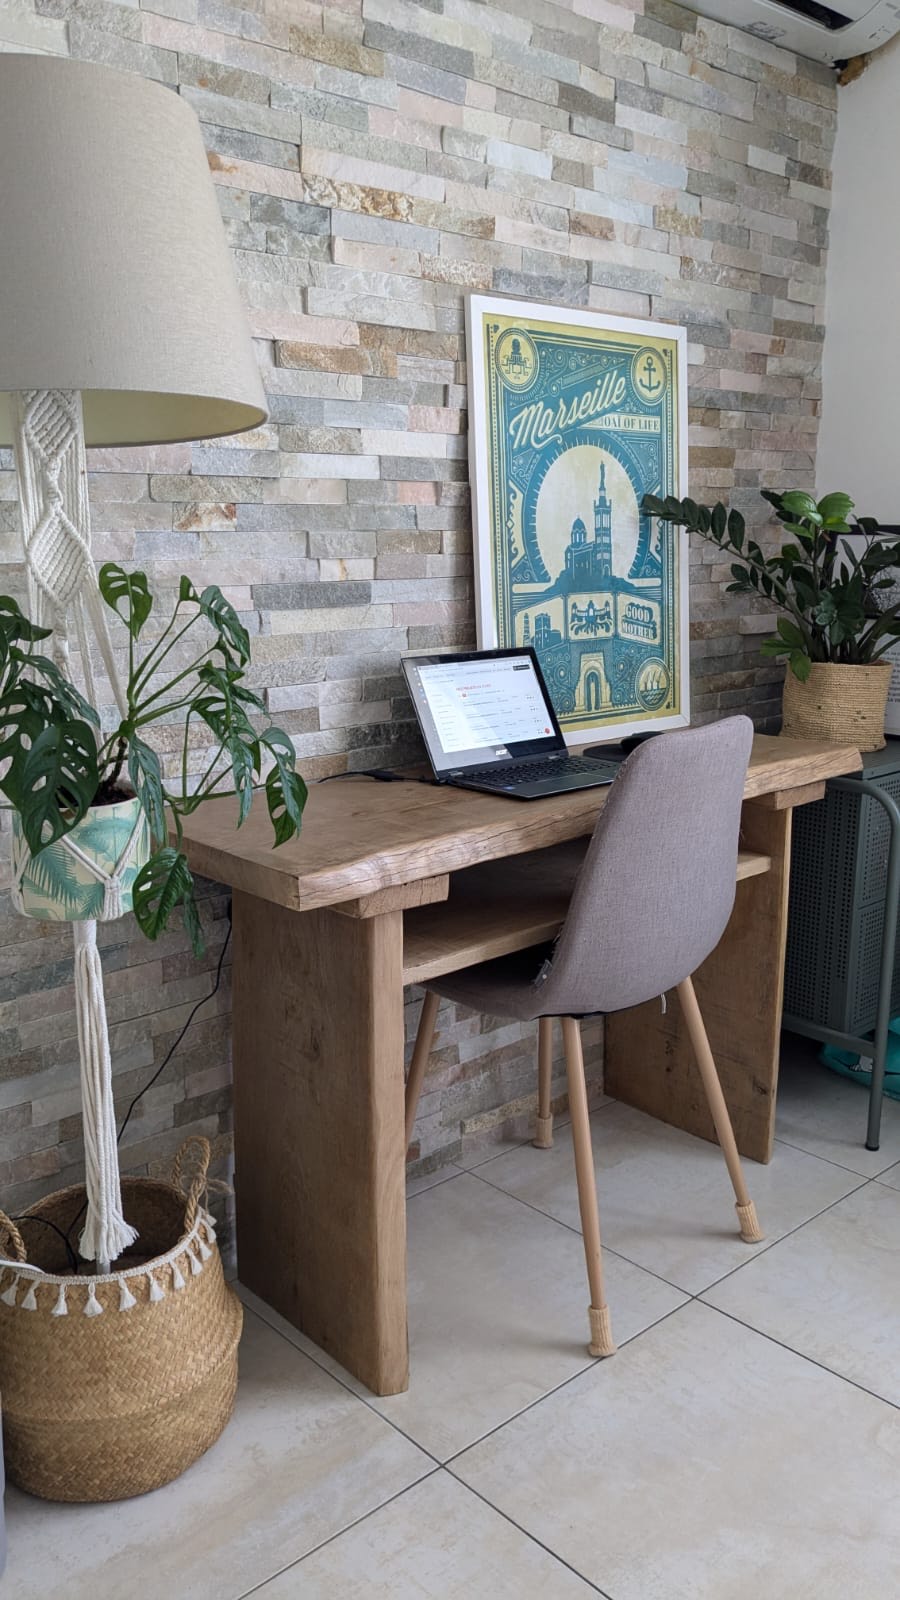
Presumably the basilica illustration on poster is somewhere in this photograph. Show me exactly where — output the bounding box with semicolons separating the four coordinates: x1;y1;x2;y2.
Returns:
465;296;689;743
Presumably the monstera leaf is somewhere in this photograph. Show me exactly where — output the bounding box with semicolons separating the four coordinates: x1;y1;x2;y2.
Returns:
132;848;203;955
128;735;167;844
99;564;153;638
178;576;250;664
16;720;99;856
263;729;308;846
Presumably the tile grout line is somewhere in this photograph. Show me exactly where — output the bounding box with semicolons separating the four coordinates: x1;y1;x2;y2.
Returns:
465;1162;693;1297
440;1301;690;1469
440;1467;614;1599
700;1299;900;1416
238;1300;450;1468
772;1131;900;1179
468;1129;875;1298
232;1465;445;1600
695;1171;873;1295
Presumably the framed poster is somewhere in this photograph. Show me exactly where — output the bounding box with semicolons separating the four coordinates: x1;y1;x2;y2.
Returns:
465;295;689;745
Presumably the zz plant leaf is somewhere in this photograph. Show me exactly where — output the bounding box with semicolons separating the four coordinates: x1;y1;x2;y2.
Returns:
642;487;900;678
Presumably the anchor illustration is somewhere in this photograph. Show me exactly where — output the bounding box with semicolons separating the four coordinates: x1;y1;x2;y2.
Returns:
638;354;662;395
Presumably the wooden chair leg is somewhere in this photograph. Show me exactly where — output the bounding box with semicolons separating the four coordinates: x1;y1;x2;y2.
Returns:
561;1016;616;1358
676;976;764;1244
405;990;439;1150
533;1016;554;1148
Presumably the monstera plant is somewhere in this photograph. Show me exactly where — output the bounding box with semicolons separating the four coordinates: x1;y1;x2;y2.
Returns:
0;565;307;947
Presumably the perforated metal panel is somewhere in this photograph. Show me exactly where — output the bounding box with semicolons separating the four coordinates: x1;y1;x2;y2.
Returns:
785;743;900;1037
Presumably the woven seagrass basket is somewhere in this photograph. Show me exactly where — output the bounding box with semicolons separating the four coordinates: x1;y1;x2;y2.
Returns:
0;1136;242;1503
781;661;892;753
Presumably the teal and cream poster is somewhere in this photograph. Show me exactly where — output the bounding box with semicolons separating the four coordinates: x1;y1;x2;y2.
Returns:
466;296;689;743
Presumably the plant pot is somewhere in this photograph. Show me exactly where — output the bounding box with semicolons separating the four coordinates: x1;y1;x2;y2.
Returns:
0;1137;241;1503
11;794;150;923
781;662;892;753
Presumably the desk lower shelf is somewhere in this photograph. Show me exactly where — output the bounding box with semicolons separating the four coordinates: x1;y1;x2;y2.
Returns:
402;842;771;988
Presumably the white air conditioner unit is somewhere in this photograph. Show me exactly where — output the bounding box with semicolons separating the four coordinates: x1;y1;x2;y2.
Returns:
688;0;900;62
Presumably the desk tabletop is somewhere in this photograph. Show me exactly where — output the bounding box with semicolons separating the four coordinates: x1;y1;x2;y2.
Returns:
178;734;861;914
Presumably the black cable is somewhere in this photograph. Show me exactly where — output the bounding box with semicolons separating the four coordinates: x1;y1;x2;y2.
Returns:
115;921;231;1145
318;768;410;783
62;915;233;1260
6;1214;79;1273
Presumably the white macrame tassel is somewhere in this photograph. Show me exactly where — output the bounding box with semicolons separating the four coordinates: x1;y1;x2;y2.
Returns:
72;920;138;1268
118;1278;136;1311
51;1283;68;1317
148;1273;165;1304
21;1281;38;1311
1;1276;19;1307
198;1237;212;1261
172;1258;186;1291
101;878;124;922
83;1281;103;1317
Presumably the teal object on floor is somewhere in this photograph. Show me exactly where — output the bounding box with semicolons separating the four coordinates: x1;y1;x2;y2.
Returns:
821;1017;900;1102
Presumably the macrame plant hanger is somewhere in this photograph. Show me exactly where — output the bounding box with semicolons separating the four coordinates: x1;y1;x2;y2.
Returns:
12;388;138;1273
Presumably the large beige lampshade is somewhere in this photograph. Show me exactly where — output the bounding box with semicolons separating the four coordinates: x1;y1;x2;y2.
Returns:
0;55;267;447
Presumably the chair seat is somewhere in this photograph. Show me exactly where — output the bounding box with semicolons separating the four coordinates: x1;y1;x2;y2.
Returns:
427;943;555;1020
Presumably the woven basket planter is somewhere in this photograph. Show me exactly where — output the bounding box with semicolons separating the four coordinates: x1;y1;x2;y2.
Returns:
781;662;892;753
0;1137;241;1503
11;795;150;922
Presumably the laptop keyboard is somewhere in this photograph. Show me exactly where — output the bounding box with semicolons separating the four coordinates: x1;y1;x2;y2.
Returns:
472;756;619;788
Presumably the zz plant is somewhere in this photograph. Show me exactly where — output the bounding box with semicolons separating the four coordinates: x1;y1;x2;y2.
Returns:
643;488;900;681
0;566;307;951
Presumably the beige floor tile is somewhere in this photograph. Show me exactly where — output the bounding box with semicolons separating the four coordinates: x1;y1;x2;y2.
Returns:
407;1162;463;1196
776;1034;900;1176
455;1299;900;1600
877;1161;900;1190
241;1173;685;1457
255;1470;598;1598
373;1171;686;1460
474;1100;861;1294
704;1181;900;1405
3;1310;429;1600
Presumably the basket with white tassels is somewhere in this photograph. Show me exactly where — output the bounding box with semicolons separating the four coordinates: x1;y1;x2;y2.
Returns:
0;1136;241;1502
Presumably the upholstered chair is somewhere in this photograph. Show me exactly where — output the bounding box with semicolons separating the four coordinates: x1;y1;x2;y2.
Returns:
404;716;763;1358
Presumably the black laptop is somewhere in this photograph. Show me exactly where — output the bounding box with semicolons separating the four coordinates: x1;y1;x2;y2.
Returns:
402;647;621;800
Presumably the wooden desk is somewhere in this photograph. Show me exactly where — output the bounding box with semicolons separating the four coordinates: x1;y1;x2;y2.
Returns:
180;735;860;1397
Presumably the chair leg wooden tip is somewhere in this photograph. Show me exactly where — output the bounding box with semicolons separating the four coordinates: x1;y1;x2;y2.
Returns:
587;1304;616;1358
736;1200;763;1243
532;1114;554;1149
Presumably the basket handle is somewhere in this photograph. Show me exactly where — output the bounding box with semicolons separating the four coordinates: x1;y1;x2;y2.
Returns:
171;1136;211;1234
0;1209;27;1265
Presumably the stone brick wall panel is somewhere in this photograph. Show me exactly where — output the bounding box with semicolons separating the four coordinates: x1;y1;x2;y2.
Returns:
0;0;834;1235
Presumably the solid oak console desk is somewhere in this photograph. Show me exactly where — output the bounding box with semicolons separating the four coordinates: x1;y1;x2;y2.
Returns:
179;734;860;1397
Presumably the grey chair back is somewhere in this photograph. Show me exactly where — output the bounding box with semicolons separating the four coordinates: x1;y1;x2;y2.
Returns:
533;716;754;1017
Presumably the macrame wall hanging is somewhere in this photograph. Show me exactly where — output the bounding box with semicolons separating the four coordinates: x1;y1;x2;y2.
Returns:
12;388;138;1271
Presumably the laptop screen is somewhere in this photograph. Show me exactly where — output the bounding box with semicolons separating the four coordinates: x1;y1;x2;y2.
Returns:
403;648;565;775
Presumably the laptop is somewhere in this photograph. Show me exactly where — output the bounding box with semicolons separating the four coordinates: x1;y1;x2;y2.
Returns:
402;647;621;800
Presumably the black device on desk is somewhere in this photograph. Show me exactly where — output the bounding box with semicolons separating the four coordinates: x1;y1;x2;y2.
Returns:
402;647;621;799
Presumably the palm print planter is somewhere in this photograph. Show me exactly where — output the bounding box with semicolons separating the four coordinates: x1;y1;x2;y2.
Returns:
11;795;150;923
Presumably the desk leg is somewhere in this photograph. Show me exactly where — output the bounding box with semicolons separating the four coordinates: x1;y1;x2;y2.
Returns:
605;803;791;1164
231;891;408;1396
